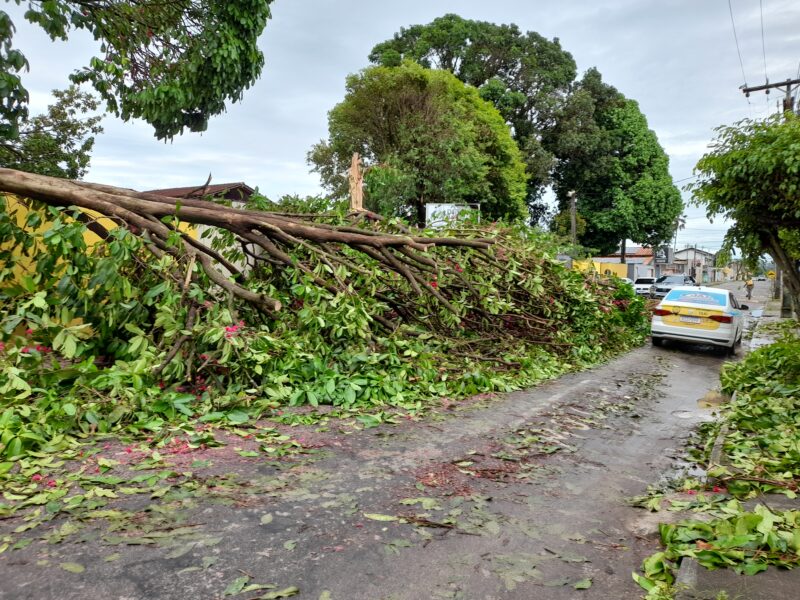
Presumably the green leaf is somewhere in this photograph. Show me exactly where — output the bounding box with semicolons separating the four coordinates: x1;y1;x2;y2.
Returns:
260;587;299;599
224;575;250;596
573;578;592;590
60;562;85;573
363;513;397;522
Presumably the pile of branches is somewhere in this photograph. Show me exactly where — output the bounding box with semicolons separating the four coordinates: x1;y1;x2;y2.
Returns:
0;168;584;351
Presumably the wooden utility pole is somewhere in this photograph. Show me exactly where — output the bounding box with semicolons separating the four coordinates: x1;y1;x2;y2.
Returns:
348;152;363;212
741;78;800;114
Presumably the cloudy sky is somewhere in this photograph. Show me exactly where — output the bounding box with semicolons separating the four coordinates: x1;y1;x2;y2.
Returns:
9;0;800;251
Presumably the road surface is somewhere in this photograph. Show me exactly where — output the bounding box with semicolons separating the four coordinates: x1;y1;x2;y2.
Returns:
2;290;769;599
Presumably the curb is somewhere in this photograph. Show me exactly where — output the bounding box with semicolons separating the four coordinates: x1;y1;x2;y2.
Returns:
673;558;700;600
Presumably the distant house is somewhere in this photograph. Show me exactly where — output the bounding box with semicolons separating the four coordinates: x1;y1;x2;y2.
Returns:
145;182;257;273
574;246;656;280
145;182;255;205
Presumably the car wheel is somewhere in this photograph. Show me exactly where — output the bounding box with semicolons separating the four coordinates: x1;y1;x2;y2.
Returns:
652;337;663;347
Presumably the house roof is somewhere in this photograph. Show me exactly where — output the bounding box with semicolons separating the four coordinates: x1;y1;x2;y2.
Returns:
145;182;254;200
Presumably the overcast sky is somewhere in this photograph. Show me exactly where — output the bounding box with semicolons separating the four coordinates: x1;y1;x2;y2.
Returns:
8;0;800;251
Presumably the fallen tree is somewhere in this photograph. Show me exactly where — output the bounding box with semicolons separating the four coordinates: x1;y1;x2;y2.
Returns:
0;167;648;459
0;168;494;318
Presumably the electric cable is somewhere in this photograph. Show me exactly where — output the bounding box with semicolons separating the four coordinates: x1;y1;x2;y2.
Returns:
727;0;751;105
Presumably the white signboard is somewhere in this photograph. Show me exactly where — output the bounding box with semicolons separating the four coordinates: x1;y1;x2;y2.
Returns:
425;203;478;228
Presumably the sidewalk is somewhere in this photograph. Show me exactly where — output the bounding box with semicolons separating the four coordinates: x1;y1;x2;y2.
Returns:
673;300;799;600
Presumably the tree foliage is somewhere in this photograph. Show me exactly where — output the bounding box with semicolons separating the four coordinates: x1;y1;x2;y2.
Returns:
369;14;576;220
547;69;682;255
0;85;103;179
308;61;528;224
691;115;800;315
0;169;647;458
2;1;273;140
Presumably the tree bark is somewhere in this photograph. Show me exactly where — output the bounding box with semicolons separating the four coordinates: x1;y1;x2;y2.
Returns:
0;167;493;316
764;230;800;318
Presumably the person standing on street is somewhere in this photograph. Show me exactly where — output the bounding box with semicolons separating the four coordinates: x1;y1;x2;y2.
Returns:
745;277;754;300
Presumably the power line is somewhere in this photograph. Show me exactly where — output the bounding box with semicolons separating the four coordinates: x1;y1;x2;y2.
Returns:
760;0;769;82
727;0;751;105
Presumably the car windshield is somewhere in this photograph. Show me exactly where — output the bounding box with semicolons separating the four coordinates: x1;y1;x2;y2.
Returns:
656;275;684;284
664;289;727;306
635;278;654;284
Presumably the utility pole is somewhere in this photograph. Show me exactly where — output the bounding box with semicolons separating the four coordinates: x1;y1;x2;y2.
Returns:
741;78;800;115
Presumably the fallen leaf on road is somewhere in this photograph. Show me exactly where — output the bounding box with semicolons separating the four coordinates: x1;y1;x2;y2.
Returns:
363;513;397;522
59;562;85;573
224;575;250;595
259;587;299;599
573;578;592;589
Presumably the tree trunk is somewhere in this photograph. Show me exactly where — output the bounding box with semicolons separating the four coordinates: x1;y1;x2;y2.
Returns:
764;231;800;318
0;168;492;316
620;238;627;264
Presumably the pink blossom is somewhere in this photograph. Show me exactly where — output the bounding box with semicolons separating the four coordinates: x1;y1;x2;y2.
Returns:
31;474;43;482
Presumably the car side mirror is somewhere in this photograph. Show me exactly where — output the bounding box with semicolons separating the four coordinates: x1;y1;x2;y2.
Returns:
740;304;749;310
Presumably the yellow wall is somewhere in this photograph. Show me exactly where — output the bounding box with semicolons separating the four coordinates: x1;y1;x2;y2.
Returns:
2;194;197;286
573;260;629;279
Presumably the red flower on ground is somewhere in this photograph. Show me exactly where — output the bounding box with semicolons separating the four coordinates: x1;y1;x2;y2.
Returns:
31;474;43;482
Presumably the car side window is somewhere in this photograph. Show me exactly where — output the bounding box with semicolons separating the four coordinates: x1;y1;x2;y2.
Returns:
730;294;739;309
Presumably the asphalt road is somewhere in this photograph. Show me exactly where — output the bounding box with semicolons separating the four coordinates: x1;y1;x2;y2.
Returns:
0;335;736;599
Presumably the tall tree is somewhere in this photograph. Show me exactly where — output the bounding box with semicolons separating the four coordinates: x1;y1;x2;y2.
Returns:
546;69;682;257
691;115;800;316
369;14;576;222
1;1;274;141
308;61;528;225
0;86;103;179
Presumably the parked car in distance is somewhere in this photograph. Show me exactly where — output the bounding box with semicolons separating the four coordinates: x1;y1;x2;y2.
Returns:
619;277;633;286
633;277;655;297
756;276;767;281
652;274;696;299
651;286;748;354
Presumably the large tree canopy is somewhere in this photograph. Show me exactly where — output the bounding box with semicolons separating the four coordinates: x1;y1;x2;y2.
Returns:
546;69;682;256
0;85;103;179
369;14;576;220
308;61;528;225
1;1;273;140
691;114;800;315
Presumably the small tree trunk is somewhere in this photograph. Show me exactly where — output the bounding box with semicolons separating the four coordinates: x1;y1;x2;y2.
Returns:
765;231;800;318
415;197;426;228
620;239;627;264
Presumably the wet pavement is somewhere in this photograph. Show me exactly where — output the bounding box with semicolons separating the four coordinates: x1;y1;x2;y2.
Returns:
0;339;733;599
